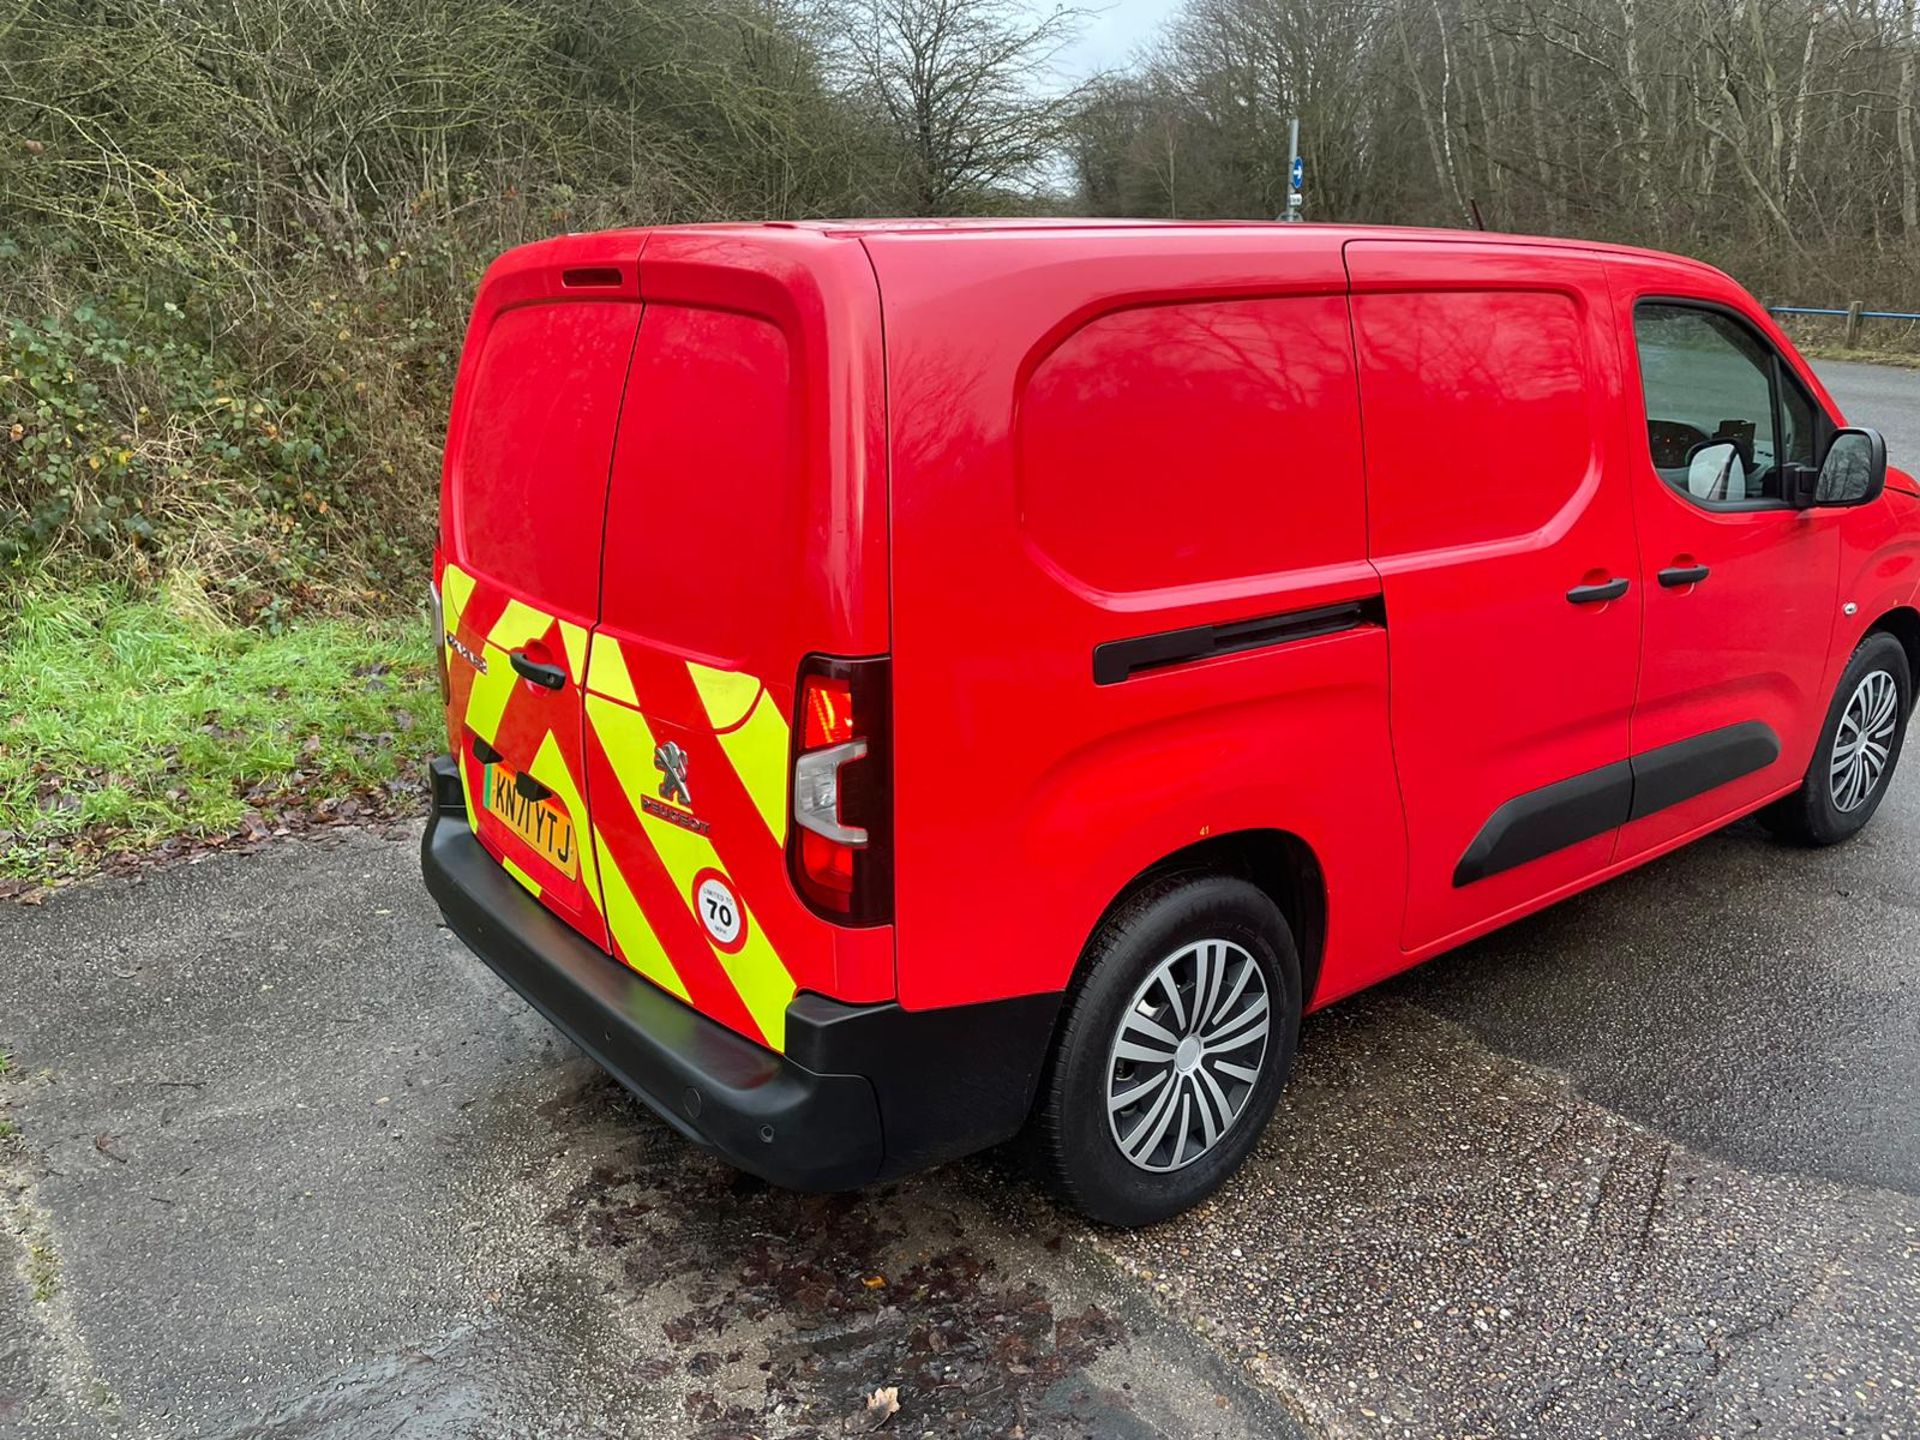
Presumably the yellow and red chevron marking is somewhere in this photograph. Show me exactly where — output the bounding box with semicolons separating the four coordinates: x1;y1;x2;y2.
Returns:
583;633;812;1052
438;561;604;945
440;559;844;1055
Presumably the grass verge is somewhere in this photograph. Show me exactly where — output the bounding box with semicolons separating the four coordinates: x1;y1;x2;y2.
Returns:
1;578;440;887
1795;342;1920;370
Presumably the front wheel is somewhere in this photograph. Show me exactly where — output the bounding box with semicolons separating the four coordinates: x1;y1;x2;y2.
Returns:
1763;631;1911;846
1026;873;1301;1227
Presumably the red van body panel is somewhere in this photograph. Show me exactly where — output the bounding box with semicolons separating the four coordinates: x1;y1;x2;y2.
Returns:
437;226;891;1056
583;227;893;1051
424;219;1920;1194
1345;240;1640;956
863;227;1405;1011
1601;252;1843;861
435;230;650;946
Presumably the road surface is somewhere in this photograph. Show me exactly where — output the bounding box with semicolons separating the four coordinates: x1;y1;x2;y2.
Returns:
1;360;1916;1438
1820;356;1920;466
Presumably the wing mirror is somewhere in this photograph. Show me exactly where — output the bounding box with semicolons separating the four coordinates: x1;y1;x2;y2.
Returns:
1788;427;1887;509
1684;439;1747;502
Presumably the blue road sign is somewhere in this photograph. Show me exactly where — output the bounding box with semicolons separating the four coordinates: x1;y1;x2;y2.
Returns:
1290;156;1304;190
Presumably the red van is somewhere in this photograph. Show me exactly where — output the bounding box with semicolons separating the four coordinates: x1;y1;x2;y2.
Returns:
422;221;1917;1224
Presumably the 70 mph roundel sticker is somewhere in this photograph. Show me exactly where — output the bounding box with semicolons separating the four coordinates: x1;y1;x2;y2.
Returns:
692;869;747;952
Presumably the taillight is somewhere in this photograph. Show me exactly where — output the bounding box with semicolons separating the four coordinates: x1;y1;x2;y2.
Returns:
789;655;891;925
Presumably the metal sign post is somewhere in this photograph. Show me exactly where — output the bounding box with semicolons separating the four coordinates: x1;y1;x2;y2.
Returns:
1284;118;1304;221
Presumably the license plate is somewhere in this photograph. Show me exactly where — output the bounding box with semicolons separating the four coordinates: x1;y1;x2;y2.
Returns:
483;764;579;879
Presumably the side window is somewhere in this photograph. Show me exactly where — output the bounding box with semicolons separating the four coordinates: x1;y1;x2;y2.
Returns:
1634;303;1814;505
1780;369;1818;471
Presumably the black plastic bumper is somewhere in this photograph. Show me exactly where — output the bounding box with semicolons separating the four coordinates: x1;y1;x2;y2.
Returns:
421;755;1059;1190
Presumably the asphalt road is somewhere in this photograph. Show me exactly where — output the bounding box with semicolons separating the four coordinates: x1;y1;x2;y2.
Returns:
1388;358;1918;1196
1818;357;1920;467
2;359;1917;1439
1;827;1300;1440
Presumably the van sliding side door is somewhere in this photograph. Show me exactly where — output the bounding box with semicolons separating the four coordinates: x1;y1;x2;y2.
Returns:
1347;241;1642;952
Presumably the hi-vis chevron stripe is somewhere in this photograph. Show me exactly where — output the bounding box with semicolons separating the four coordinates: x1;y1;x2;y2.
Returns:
439;562;801;1053
585;692;797;1049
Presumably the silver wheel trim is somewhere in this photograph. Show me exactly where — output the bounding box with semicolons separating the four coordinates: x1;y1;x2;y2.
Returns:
1830;669;1900;813
1105;938;1271;1174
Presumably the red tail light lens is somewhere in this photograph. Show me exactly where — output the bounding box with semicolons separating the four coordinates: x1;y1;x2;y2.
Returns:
802;673;855;749
789;655;891;925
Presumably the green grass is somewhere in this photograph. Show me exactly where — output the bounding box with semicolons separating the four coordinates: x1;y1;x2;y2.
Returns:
0;580;440;882
1791;341;1920;370
26;1240;57;1302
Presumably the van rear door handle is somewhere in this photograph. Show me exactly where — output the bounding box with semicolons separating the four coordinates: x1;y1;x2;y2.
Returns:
1658;564;1711;588
1566;578;1630;605
509;650;566;689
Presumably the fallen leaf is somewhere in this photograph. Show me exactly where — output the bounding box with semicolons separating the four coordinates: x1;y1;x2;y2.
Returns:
865;1385;899;1423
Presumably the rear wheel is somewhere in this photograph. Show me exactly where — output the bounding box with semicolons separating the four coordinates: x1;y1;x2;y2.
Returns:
1763;631;1911;846
1028;873;1300;1227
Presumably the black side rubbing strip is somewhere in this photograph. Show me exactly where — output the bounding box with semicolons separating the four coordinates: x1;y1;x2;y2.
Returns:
1452;763;1633;887
1093;597;1385;686
1626;720;1780;820
1453;721;1783;886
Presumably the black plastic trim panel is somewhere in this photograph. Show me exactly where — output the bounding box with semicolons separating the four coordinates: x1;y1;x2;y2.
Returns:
1454;721;1782;886
1093;596;1385;686
1627;720;1781;820
1454;763;1633;887
422;755;1060;1188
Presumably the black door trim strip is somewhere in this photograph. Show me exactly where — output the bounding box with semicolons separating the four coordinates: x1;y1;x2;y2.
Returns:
1093;596;1385;686
1453;720;1782;886
1453;763;1633;888
1626;720;1780;820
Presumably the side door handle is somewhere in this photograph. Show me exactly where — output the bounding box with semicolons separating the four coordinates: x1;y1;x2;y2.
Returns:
1657;564;1711;588
1566;578;1630;605
509;650;566;690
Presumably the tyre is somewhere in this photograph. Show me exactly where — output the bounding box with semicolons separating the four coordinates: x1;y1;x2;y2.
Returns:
1027;873;1301;1227
1763;631;1911;846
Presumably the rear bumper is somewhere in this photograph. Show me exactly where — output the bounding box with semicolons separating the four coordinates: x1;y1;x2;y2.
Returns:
421;755;1058;1190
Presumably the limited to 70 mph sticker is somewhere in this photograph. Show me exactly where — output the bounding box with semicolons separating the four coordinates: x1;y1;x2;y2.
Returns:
693;870;746;952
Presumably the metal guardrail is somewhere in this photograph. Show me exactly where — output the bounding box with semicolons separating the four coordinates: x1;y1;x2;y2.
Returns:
1770;306;1920;321
1768;302;1920;346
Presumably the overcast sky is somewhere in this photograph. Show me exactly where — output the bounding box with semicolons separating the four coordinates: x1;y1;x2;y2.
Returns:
1048;0;1176;80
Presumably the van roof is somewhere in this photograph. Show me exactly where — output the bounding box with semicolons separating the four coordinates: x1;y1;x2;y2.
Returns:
632;217;1724;276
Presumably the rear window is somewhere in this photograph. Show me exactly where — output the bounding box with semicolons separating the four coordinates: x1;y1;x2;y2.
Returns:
598;306;798;661
1016;296;1367;595
452;300;640;621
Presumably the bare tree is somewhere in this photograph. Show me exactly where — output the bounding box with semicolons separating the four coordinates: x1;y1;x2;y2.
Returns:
830;0;1081;212
1062;0;1920;301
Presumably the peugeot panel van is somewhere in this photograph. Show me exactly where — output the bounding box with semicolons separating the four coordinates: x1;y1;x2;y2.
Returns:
422;221;1917;1224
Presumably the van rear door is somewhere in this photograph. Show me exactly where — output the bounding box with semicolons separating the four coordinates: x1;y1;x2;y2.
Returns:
436;236;646;946
580;229;892;1054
